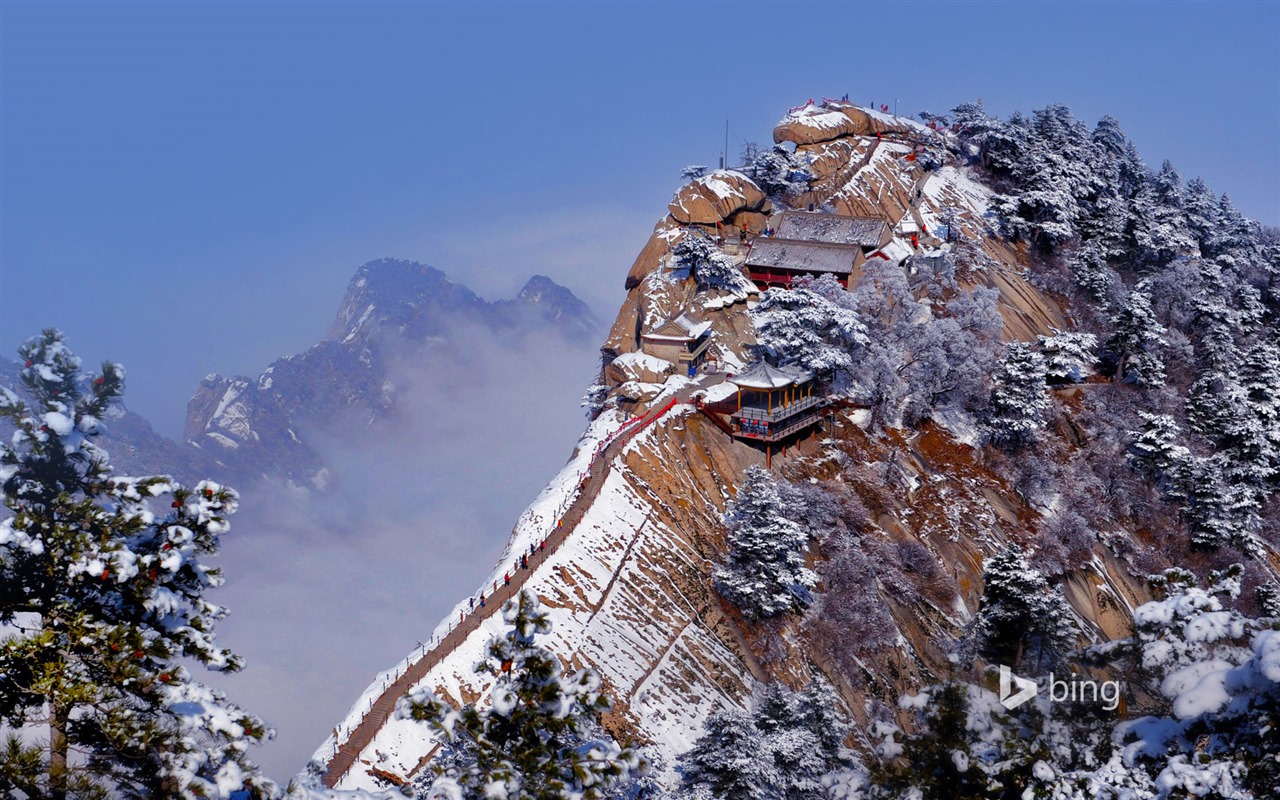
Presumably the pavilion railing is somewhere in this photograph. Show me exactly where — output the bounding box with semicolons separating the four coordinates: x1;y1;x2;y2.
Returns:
731;393;824;422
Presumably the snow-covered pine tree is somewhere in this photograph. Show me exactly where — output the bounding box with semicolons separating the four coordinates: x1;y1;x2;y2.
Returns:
1066;241;1117;302
986;105;1097;249
1110;564;1279;797
1125;411;1190;486
0;330;274;800
399;590;641;800
676;707;768;800
671;235;753;294
1238;339;1280;487
581;383;609;420
1036;330;1097;385
680;165;708;181
1182;177;1220;255
872;683;1008;800
1129;160;1196;269
985;342;1050;450
777;681;854;798
1181;453;1263;555
879;564;1280;800
1206;194;1258;262
678;681;851;800
970;549;1078;671
1101;282;1167;385
1079;116;1138;262
745;145;811;199
951;101;1025;177
713;466;816;622
751;274;868;383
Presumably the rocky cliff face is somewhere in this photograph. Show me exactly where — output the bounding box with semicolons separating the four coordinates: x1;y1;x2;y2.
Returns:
318;103;1145;792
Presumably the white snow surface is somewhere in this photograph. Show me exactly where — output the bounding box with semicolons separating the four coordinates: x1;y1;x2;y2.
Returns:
919;165;993;235
779;106;853;132
610;351;674;374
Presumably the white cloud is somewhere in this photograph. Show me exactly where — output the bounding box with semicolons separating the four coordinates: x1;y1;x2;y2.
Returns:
202;324;601;781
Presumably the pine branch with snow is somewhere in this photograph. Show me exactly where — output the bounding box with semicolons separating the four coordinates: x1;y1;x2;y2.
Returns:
751;274;869;383
1036;331;1097;385
678;680;854;800
670;235;754;294
0;329;274;800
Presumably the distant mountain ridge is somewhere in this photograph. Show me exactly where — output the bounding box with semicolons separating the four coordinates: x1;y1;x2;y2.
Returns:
184;259;599;484
1;259;599;487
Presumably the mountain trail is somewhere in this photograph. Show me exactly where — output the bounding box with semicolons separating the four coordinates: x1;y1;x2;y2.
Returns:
321;378;715;786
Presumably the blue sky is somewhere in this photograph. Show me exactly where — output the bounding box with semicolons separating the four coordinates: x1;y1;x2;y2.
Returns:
2;0;1278;433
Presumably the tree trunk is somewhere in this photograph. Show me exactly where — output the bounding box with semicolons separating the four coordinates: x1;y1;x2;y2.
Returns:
50;700;69;800
47;609;69;800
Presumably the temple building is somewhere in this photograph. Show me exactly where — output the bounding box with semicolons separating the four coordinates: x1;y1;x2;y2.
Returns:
744;210;892;290
727;361;827;445
639;314;714;376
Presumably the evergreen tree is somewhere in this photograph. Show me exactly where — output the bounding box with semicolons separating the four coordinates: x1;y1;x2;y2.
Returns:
970;549;1078;671
1101;283;1167;385
871;683;1001;800
1113;564;1279;796
1066;241;1117;302
986;105;1098;248
751;275;869;382
1188;259;1246;372
713;466;816;621
783;681;854;796
679;681;851;800
1125;412;1190;486
671;235;753;293
879;565;1280;800
1035;331;1097;385
1129;160;1196;269
401;590;641;800
1207;194;1258;261
1181;454;1263;555
677;708;769;800
0;330;274;800
1182;177;1220;254
745;145;812;199
985;342;1050;450
1238;339;1280;487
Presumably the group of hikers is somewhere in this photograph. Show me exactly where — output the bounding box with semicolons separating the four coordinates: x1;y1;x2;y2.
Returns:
460;538;548;621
